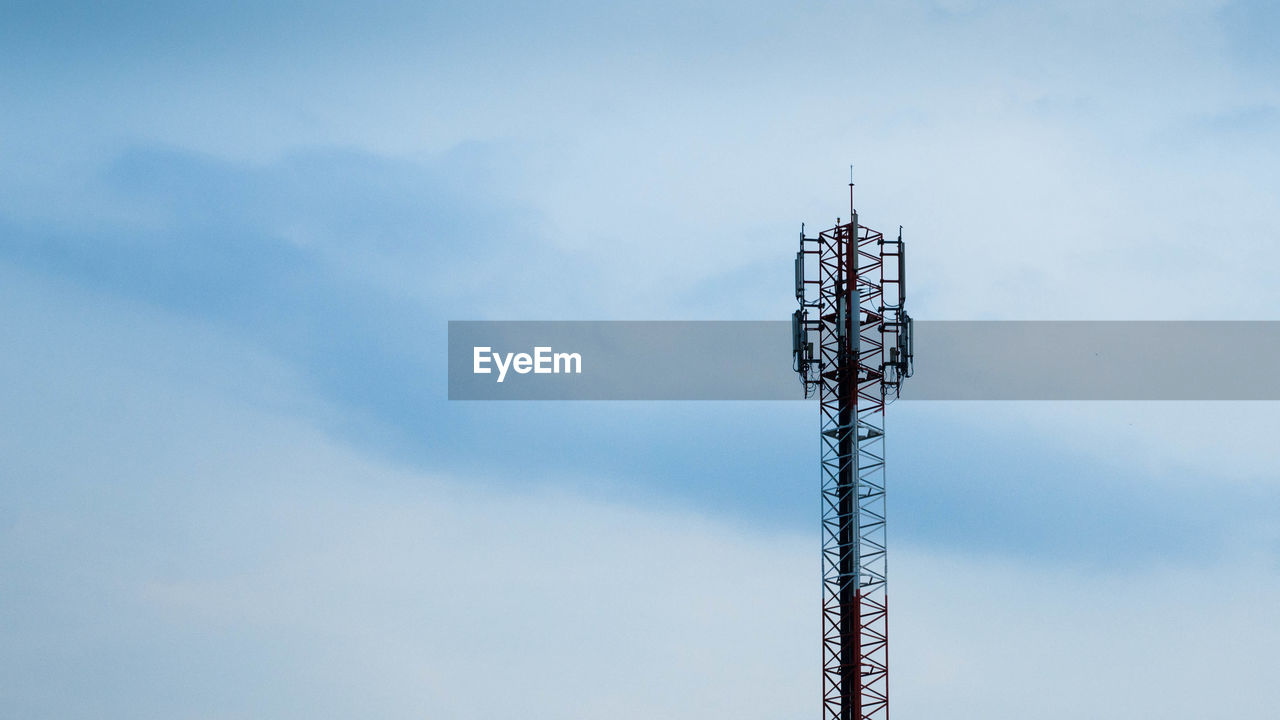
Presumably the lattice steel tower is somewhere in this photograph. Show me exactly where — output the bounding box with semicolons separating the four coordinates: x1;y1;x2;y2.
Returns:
792;179;913;720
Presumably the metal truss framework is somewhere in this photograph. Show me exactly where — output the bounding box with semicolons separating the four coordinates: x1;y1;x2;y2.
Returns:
794;195;910;720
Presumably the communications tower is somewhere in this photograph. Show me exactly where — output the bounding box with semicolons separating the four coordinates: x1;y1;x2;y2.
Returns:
792;180;913;720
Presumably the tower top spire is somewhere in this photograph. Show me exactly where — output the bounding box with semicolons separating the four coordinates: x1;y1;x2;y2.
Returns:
848;164;855;219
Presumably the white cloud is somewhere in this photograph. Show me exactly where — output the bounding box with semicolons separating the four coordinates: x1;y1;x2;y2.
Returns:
7;1;1278;323
894;545;1280;719
908;401;1280;486
4;3;1280;714
3;259;1279;720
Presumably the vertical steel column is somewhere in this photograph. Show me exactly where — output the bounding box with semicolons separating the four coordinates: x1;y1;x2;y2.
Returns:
839;216;859;720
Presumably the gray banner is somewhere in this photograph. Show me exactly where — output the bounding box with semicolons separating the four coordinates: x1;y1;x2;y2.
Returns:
448;321;1280;400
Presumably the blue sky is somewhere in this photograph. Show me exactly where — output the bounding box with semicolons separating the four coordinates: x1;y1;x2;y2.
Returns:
2;1;1280;718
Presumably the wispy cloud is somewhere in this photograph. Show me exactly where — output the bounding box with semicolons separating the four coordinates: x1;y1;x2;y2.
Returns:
3;1;1280;713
